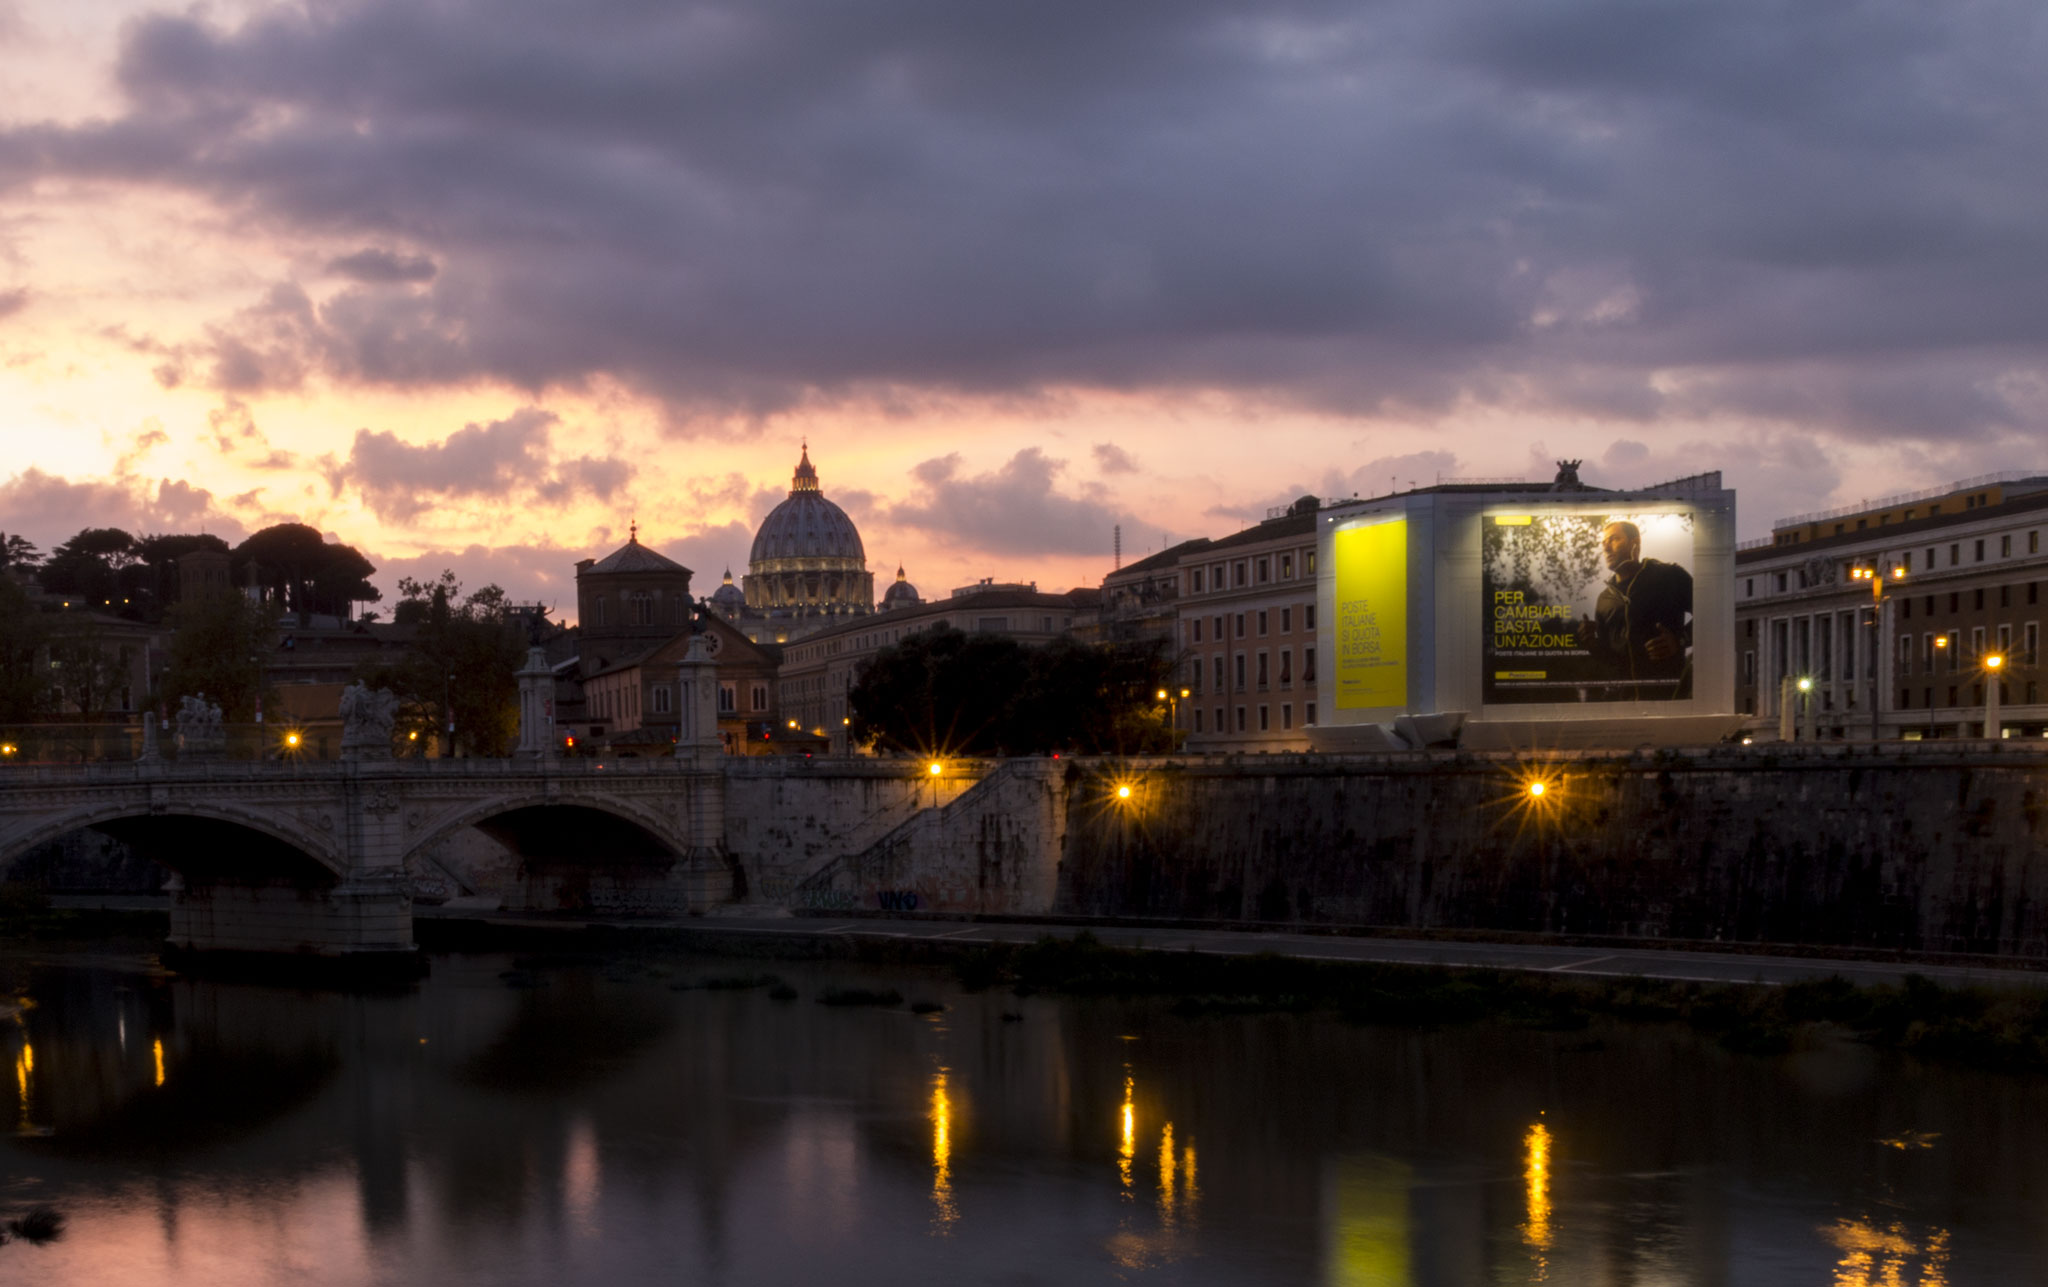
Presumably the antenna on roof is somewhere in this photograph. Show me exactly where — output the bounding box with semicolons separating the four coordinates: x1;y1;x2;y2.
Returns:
629;518;638;543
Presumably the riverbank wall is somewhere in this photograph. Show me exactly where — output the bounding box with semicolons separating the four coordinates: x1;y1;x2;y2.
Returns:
731;745;2048;959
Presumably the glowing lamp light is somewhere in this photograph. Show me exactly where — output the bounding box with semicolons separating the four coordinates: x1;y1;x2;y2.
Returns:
928;761;943;776
1797;676;1813;692
788;719;799;729
1987;654;2006;670
1527;781;1546;799
1117;784;1133;799
1892;567;1907;579
0;743;15;757
1935;636;1949;648
1155;689;1168;701
409;730;420;740
284;732;301;748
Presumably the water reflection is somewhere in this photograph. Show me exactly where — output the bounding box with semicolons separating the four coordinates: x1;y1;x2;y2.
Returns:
1117;1072;1135;1194
1825;1217;1952;1287
1523;1119;1553;1269
1;955;2045;1286
1326;1156;1410;1286
929;1068;956;1234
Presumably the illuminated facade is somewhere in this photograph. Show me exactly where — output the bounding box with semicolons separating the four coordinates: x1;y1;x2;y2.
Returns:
1734;471;2048;740
738;446;876;643
1311;468;1738;750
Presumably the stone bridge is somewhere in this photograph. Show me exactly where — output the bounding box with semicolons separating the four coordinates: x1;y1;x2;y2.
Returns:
0;756;731;960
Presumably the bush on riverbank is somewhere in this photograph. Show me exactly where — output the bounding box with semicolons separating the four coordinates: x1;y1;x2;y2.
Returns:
954;934;2048;1074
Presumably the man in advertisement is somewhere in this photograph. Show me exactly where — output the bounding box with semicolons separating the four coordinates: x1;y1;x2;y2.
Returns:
1483;511;1695;704
1583;519;1693;700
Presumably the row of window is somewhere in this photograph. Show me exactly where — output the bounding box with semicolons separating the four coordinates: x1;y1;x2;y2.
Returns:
1185;603;1316;645
1739;619;2040;691
593;679;774;721
1186;548;1317;595
1897;624;2040;674
1746;530;2044;597
1191;646;1318;694
1191;701;1316;735
1773;489;2006;546
1899;583;2040;617
1899;682;2038;709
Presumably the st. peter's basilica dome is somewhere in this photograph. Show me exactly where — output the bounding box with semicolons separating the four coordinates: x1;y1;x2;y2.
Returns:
742;446;874;624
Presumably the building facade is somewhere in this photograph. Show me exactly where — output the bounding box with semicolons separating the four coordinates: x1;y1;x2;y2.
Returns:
1174;502;1324;753
1735;472;2048;740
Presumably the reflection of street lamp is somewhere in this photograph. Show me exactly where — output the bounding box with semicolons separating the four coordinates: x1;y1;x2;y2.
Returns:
1984;652;2006;738
1850;563;1907;741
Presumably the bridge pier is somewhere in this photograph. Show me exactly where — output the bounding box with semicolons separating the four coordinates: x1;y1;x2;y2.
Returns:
165;871;414;960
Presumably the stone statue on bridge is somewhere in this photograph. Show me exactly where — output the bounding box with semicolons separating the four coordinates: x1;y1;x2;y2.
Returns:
174;694;225;760
340;682;401;760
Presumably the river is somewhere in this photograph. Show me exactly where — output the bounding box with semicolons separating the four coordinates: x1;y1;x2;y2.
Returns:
3;947;2044;1285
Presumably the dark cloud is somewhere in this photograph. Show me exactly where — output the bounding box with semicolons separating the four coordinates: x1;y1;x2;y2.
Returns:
327;407;634;521
0;467;247;550
0;287;26;319
1;0;2043;448
327;248;437;284
1207;449;1467;522
884;448;1132;557
1092;443;1139;475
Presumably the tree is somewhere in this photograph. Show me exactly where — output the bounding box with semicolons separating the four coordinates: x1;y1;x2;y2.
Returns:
847;627;1174;756
847;626;1031;755
356;572;524;756
37;527;137;607
0;575;51;720
233;523;380;622
163;590;279;722
1;534;39;574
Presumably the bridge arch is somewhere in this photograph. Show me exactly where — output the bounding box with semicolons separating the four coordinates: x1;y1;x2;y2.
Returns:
0;800;346;886
404;793;692;868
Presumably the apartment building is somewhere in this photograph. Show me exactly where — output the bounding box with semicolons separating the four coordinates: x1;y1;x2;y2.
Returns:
1736;472;2048;739
1173;498;1324;752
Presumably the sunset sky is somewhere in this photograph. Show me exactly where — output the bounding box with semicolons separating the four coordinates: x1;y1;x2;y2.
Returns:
3;0;2045;618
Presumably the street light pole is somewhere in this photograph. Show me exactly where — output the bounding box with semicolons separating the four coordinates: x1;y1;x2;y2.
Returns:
1985;653;2005;739
1852;562;1907;742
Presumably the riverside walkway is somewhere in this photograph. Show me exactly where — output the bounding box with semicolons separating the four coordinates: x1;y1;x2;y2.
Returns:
410;905;2048;991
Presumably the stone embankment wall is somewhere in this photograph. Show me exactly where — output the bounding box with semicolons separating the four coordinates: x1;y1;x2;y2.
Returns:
724;759;992;906
1055;745;2048;957
789;761;1069;914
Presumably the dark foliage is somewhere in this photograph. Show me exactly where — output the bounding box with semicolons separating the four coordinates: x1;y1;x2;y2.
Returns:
848;626;1175;755
233;523;379;622
354;571;524;756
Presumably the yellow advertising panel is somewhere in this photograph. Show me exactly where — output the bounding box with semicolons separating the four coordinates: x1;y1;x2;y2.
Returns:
1333;519;1407;709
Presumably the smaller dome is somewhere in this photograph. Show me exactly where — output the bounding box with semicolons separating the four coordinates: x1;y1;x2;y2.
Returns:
709;568;747;616
881;564;921;610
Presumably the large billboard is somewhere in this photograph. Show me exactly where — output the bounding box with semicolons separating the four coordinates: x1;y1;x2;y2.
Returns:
1333;519;1407;709
1483;511;1696;705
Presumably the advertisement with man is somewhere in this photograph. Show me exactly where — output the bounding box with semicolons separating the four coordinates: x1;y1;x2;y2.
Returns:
1482;512;1695;705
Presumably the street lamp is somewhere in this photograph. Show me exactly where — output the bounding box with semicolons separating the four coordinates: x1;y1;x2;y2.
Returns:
1796;675;1816;743
1850;562;1908;741
1984;652;2006;739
